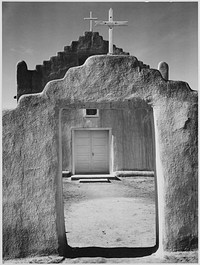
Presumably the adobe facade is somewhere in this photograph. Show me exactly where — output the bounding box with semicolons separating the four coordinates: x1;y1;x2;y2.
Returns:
16;32;131;100
16;31;154;174
3;55;198;258
61;107;154;173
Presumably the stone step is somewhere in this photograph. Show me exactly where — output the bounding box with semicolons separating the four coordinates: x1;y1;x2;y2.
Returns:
114;171;154;177
79;178;110;183
71;175;117;181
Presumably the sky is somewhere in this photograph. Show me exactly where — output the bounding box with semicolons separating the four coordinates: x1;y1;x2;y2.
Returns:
2;1;198;109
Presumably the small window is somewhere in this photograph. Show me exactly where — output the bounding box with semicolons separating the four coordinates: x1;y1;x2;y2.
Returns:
86;109;97;115
84;109;99;118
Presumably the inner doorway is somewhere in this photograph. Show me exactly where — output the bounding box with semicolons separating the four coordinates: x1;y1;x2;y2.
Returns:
61;106;158;257
73;129;110;174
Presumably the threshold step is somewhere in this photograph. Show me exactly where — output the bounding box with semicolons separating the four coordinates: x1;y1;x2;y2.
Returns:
79;178;110;183
71;175;117;181
114;171;154;177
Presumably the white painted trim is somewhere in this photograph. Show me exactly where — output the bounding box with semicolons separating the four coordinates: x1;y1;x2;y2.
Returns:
72;128;112;175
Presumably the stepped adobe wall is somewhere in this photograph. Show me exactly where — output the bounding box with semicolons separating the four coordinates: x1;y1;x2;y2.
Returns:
17;31;149;100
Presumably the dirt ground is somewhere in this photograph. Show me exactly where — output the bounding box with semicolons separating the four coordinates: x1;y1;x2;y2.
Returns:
3;251;198;264
63;176;156;248
4;176;198;263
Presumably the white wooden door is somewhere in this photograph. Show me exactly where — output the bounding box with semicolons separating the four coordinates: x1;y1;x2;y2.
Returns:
74;130;109;174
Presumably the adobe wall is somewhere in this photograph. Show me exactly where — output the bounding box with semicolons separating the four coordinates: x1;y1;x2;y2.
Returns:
3;55;198;258
16;32;132;100
61;108;154;172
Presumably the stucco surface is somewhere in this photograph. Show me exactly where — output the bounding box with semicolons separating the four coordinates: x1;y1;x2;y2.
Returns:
158;61;169;80
16;32;130;100
3;55;198;258
61;108;154;172
3;102;63;258
154;98;198;251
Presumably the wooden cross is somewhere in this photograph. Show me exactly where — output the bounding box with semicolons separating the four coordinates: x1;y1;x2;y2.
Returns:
95;8;128;54
84;11;98;32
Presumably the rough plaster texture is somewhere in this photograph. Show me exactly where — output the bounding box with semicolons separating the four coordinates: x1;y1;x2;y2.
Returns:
158;61;169;80
3;103;65;258
16;32;131;100
3;55;198;258
61;108;154;172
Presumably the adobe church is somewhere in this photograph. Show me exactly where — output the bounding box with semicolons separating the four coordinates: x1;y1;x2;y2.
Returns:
3;9;198;259
15;13;153;175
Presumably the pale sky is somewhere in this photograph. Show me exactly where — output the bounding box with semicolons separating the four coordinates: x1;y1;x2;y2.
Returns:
2;1;198;109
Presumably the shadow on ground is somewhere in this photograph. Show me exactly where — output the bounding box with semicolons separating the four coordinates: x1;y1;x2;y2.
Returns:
64;245;158;258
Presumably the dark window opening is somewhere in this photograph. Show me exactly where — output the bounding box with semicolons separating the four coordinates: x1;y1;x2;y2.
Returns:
86;109;97;116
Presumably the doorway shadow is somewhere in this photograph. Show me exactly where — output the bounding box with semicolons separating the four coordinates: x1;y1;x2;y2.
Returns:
64;245;158;258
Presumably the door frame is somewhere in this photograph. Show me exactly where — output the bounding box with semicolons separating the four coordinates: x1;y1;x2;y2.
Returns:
72;128;112;175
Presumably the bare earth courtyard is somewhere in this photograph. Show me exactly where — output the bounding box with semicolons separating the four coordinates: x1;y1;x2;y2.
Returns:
4;176;198;263
61;176;198;263
63;176;156;248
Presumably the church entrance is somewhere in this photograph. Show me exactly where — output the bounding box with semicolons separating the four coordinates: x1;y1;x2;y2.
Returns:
60;103;158;257
72;129;110;174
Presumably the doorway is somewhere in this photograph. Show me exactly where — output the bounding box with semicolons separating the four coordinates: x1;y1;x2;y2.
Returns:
60;105;158;257
72;129;111;175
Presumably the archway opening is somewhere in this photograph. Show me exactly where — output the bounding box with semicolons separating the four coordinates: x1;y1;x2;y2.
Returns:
59;101;159;258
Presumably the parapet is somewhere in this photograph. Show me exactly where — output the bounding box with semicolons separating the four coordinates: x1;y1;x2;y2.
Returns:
16;32;129;101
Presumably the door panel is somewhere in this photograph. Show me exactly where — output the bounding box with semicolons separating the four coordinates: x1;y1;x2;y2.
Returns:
75;131;91;173
91;131;109;173
74;130;109;174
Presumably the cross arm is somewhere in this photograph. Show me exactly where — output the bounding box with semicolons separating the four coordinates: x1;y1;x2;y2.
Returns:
84;17;98;20
95;21;128;27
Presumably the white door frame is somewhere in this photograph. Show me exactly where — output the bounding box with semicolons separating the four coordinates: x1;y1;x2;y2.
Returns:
72;128;112;175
